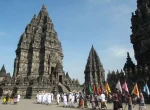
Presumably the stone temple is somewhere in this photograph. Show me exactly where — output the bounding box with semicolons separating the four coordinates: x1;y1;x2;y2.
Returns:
84;45;105;93
131;0;150;66
0;5;80;98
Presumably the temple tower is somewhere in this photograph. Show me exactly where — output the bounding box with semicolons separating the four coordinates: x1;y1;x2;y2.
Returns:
84;45;105;89
13;4;63;78
131;0;150;66
123;52;135;72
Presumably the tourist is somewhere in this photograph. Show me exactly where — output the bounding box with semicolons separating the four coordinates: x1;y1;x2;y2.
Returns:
61;93;64;102
70;93;75;108
112;89;119;110
36;93;40;104
5;93;10;104
94;93;99;109
63;93;68;107
76;92;80;104
84;95;88;108
79;92;84;109
100;91;107;109
17;93;21;103
117;89;123;110
56;93;60;105
91;94;96;109
13;94;18;105
139;89;146;110
42;92;47;104
127;94;133;110
68;92;72;106
36;93;38;103
47;93;51;105
51;93;54;101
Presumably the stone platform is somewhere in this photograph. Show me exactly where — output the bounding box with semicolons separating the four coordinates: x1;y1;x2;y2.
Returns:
0;99;150;110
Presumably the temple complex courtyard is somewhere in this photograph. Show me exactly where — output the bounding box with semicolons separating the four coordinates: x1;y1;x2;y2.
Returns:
0;99;150;110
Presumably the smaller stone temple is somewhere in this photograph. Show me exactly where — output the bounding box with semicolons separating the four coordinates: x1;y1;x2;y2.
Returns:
84;45;105;93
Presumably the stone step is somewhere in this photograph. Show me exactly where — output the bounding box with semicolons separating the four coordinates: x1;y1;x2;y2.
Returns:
58;83;69;93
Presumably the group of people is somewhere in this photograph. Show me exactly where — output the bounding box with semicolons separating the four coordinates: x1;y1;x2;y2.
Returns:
35;91;107;109
36;91;80;108
110;89;146;110
2;93;21;105
36;92;55;105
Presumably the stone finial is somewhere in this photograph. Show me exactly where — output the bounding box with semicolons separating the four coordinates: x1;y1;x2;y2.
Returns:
42;4;47;10
0;64;6;73
127;52;130;58
116;69;119;74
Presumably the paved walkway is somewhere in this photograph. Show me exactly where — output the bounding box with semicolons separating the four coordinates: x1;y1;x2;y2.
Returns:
0;99;149;110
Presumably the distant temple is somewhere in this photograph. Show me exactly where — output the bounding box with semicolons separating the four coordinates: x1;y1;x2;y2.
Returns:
0;5;80;98
84;45;105;93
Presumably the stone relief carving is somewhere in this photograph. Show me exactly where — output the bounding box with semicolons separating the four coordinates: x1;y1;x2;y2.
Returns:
140;39;150;53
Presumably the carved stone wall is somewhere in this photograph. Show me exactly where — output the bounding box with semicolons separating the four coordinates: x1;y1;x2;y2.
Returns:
131;0;150;66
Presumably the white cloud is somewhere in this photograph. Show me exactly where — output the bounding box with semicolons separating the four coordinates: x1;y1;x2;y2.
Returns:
0;32;5;36
107;45;134;58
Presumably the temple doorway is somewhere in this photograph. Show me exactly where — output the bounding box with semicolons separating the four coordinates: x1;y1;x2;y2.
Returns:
11;87;18;98
0;87;3;98
25;86;32;99
59;75;62;83
51;67;54;74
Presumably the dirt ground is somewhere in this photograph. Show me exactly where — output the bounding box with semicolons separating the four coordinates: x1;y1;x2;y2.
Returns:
0;99;149;110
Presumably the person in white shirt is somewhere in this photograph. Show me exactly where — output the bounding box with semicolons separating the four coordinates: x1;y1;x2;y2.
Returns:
38;93;42;104
51;93;54;101
63;93;67;107
42;93;47;104
76;92;79;104
100;93;106;102
56;93;60;105
17;94;21;103
36;93;39;103
71;93;75;108
68;92;72;106
47;93;51;105
100;92;107;109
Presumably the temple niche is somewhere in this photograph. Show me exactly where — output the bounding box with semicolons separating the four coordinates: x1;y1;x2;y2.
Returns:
0;5;80;98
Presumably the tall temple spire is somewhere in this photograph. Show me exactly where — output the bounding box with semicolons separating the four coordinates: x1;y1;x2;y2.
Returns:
0;64;7;77
0;64;6;73
123;52;135;72
84;45;105;90
42;4;47;10
14;4;63;77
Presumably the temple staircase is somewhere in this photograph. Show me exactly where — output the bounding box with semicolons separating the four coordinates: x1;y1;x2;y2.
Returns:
58;83;70;93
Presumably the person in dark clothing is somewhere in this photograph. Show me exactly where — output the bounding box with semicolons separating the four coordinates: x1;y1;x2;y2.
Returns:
84;95;88;108
5;93;10;104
